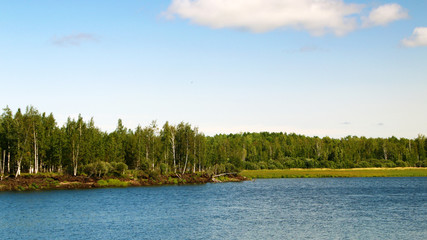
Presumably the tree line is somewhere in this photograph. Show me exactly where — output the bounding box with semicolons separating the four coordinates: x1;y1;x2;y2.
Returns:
0;106;426;177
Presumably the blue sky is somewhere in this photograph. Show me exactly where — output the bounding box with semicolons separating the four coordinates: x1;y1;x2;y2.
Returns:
0;0;426;138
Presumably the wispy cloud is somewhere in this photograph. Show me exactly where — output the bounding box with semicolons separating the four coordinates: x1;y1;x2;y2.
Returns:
285;45;325;54
401;27;427;47
341;122;351;125
298;46;316;53
164;0;408;36
377;123;384;126
52;33;99;46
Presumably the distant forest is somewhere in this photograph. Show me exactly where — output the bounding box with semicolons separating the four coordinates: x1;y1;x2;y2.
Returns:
0;106;426;177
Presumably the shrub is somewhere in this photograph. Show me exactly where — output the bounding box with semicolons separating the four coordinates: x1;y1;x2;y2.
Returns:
304;159;317;168
106;179;128;187
160;163;167;175
97;179;129;187
225;163;238;173
83;163;96;177
258;161;267;170
139;160;149;171
97;179;108;186
356;161;370;168
148;170;160;180
244;162;259;170
110;162;129;176
83;161;113;177
395;160;407;167
383;161;396;168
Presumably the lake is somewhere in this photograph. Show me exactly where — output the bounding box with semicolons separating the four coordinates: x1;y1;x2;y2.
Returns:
0;177;426;239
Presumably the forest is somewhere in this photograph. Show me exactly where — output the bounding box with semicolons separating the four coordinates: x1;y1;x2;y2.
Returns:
0;106;426;177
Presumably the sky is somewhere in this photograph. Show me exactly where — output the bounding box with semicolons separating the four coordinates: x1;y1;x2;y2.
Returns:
0;0;426;138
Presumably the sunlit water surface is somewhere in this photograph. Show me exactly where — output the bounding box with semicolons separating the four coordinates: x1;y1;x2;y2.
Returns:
1;177;426;239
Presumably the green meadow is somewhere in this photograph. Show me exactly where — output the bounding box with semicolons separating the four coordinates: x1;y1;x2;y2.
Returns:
241;168;427;179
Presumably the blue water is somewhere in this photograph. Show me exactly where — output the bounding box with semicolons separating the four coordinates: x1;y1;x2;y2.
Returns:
0;178;426;240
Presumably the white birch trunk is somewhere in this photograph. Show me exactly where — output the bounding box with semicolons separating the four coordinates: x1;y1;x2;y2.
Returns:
137;137;141;170
146;145;149;170
182;138;189;174
198;141;202;172
193;129;197;173
16;141;23;176
7;150;10;173
16;160;21;176
34;126;38;174
72;122;81;176
151;137;155;171
1;150;5;176
73;139;80;176
170;133;176;173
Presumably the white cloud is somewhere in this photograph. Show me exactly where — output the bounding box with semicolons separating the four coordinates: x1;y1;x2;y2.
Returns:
401;27;427;47
165;0;364;36
362;3;408;27
165;0;408;36
52;33;98;46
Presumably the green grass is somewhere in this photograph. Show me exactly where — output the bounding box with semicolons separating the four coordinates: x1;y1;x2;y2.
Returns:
21;172;62;178
16;185;26;191
241;168;427;179
97;179;129;187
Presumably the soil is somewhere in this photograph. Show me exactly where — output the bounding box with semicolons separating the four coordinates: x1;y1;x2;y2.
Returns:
0;173;247;192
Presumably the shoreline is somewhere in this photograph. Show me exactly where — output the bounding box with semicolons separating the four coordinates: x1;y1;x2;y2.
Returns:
2;168;426;192
241;167;427;179
0;173;247;192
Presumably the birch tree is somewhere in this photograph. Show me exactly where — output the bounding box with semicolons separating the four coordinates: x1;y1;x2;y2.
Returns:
1;107;14;174
66;115;84;176
14;109;30;176
25;106;41;174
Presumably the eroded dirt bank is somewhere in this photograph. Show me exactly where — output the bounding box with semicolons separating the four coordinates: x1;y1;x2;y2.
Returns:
0;173;247;192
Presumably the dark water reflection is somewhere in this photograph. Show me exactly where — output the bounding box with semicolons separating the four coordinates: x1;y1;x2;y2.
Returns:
1;177;426;239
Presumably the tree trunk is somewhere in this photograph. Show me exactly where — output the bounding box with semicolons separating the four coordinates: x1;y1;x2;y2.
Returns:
151;137;155;171
137;137;141;170
34;126;38;174
72;138;80;176
7;151;10;173
72;122;82;176
182;139;189;174
72;140;77;176
171;134;176;173
198;150;201;172
16;160;21;176
145;145;149;170
193;136;196;173
383;146;388;161
16;141;24;176
74;142;79;176
1;150;5;176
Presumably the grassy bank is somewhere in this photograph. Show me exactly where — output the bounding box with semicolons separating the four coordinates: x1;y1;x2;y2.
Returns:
241;168;427;179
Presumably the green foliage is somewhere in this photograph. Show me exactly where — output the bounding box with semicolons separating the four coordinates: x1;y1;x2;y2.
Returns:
242;169;427;178
110;162;129;176
1;106;426;177
97;179;129;187
83;161;112;177
29;183;40;190
160;163;167;175
217;176;229;181
168;176;179;184
224;163;238;173
147;170;160;180
244;162;259;170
